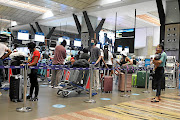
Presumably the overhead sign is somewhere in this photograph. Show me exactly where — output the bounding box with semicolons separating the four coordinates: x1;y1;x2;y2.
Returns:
36;32;44;36
19;30;28;33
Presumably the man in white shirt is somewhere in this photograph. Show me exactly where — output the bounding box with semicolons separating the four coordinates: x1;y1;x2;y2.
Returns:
0;42;12;87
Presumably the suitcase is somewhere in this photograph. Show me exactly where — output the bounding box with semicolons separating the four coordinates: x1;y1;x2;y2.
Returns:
118;73;132;92
9;75;23;102
103;76;113;92
132;74;137;86
137;71;150;88
68;70;80;82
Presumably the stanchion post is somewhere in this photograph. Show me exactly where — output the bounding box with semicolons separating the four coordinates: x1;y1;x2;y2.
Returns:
16;64;32;112
142;67;150;93
121;67;130;97
85;63;96;103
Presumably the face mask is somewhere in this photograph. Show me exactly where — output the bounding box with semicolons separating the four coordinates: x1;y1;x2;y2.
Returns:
91;43;94;46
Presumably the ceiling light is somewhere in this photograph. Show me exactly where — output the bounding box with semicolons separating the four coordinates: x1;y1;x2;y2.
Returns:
71;7;74;9
0;0;50;14
136;14;160;26
42;11;54;19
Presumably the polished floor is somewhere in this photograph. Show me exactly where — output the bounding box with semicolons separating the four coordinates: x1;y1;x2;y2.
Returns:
0;82;180;120
36;93;180;120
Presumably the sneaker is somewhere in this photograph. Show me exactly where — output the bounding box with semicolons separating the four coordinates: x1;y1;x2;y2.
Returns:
26;95;32;99
30;97;38;101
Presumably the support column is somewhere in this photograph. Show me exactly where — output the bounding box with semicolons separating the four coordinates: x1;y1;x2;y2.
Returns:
164;0;180;61
81;13;97;48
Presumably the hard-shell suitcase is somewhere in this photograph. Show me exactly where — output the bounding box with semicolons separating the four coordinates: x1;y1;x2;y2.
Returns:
137;71;149;88
9;75;23;102
118;73;132;92
132;74;137;86
103;76;113;92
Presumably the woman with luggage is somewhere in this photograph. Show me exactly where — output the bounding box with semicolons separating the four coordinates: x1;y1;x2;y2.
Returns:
101;45;113;76
119;51;132;67
26;42;40;101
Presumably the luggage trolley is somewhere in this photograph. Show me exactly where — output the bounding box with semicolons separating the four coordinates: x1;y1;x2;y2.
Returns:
57;59;91;97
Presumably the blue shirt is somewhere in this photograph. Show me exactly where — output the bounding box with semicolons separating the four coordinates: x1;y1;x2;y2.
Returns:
159;52;167;67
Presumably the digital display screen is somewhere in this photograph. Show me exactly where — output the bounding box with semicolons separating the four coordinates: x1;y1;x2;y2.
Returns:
17;32;29;40
74;40;81;47
35;34;45;42
117;47;122;52
66;39;70;46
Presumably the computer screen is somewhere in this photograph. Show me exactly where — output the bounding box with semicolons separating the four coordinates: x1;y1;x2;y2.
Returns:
74;40;81;47
35;34;45;42
117;46;122;52
17;32;29;40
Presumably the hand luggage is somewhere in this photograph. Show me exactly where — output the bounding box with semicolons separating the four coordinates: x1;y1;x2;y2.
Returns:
103;76;113;92
118;73;132;92
132;74;137;87
101;70;113;93
137;71;149;88
9;75;23;102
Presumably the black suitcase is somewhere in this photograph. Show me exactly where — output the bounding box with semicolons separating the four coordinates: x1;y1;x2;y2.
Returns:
9;76;23;102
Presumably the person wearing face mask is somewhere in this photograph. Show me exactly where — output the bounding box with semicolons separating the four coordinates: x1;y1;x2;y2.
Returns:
151;44;167;102
26;42;40;101
88;39;101;92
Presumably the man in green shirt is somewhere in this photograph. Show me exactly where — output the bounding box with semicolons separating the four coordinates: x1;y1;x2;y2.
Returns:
152;44;167;102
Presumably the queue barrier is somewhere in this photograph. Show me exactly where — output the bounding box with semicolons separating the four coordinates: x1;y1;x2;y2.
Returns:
0;65;178;111
0;65;155;71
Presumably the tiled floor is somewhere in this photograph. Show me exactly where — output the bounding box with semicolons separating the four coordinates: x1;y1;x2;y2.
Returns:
0;83;180;120
36;93;180;120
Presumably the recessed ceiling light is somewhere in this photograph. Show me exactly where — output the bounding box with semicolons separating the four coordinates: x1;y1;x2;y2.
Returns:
175;8;177;9
56;3;58;4
71;7;73;9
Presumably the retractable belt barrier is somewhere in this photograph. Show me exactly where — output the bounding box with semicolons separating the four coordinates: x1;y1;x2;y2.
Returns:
0;65;155;71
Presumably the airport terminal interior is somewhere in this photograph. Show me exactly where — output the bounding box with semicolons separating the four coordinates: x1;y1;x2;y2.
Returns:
0;0;180;120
